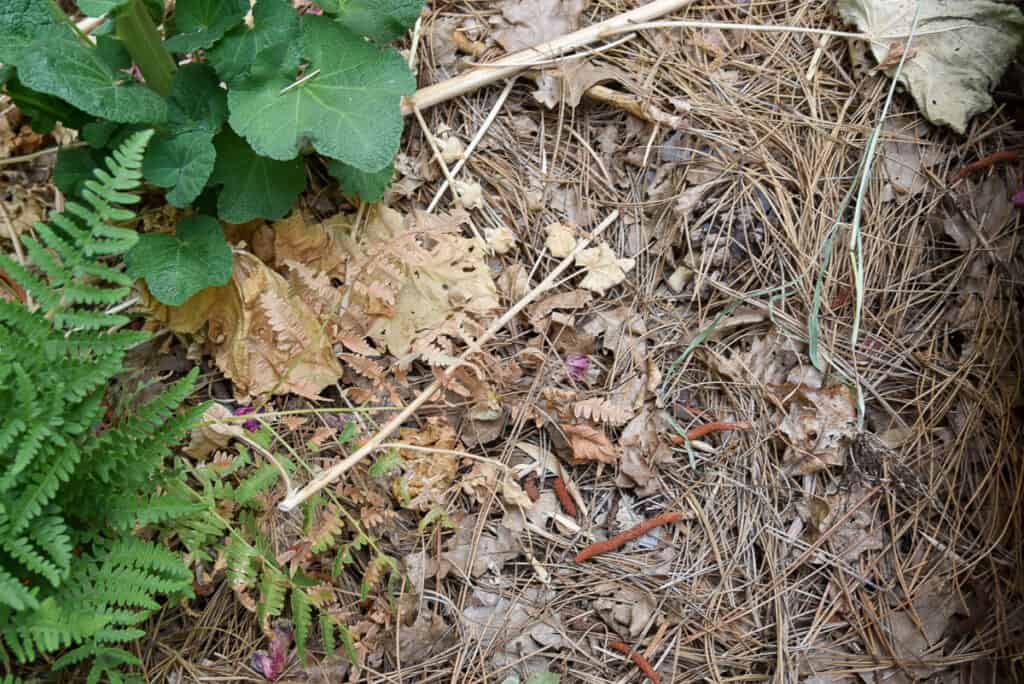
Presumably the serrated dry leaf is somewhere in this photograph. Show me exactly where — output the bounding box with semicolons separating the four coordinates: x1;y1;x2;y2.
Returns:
837;0;1024;133
573;397;633;426
151;251;343;400
561;422;619;464
575;242;635;294
544;222;577;257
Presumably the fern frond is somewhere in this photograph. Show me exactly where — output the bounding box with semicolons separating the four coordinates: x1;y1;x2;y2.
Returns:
258;565;288;627
291;586;313;658
0;131;198;678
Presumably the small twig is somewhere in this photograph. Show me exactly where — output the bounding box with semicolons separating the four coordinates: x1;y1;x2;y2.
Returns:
278;210;621;512
608;640;661;684
600;19;969;44
575;510;687;562
0;144;78;167
551;476;577;517
426;79;515;213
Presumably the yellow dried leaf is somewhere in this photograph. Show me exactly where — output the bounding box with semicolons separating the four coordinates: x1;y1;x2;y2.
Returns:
544;222;576;257
575;242;635;294
561;422;619;464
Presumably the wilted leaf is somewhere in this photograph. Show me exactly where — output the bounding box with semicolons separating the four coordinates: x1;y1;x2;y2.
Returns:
184;403;246;459
394;417;461;511
561;422;619;464
836;0;1024;133
575;242;635;294
151;251;343;400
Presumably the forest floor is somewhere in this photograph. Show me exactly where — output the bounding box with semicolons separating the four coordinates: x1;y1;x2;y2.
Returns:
4;0;1024;682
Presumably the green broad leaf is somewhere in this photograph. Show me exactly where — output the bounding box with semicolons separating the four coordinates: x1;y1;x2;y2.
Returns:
0;12;68;65
164;0;249;53
143;131;217;207
95;35;132;72
78;0;131;16
316;0;424;43
3;73;93;133
167;64;228;134
207;0;300;85
54;147;105;196
227;15;415;170
82;121;122;147
211;129;305;223
368;449;402;477
16;34;167;124
126;215;234;306
327;159;393;202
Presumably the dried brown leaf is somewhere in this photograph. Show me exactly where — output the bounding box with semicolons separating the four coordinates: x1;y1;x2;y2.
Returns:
561;421;619;464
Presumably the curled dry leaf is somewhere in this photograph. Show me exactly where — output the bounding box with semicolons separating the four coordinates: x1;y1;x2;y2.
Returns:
561;421;620;465
485;225;517;254
799;484;884;564
152;251;343;400
184;402;246;459
544;221;577;257
533;58;625;108
576;242;635;295
776;384;857;475
837;0;1024;133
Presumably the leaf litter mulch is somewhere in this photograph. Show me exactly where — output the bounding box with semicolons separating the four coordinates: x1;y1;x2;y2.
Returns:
5;0;1024;682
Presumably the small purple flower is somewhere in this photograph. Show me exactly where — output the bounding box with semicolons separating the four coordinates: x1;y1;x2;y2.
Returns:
233;406;261;432
566;353;590;381
1013;188;1024;208
251;622;293;680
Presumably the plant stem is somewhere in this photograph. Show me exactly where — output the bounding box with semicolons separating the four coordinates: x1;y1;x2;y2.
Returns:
115;0;175;97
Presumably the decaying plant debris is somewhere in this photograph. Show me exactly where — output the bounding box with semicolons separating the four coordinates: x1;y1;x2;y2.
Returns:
3;0;1024;682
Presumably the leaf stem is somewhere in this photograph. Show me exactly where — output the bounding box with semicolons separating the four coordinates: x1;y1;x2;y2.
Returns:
115;0;176;97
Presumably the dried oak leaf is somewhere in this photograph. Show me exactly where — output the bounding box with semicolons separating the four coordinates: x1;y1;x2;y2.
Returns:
575;242;635;295
776;384;857;475
152;251;343;400
494;0;586;52
561;421;619;465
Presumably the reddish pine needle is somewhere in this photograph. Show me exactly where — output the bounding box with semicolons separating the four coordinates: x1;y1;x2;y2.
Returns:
609;640;660;684
951;149;1020;183
575;511;686;562
552;476;577;517
669;420;753;445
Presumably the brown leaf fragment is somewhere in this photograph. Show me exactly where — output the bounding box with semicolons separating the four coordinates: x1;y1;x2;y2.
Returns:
775;384;857;475
493;0;586;52
561;421;620;465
